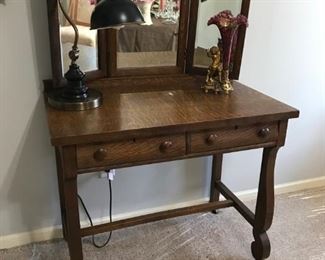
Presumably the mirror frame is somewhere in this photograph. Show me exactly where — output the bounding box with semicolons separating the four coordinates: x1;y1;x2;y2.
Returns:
47;0;250;87
185;0;251;80
47;0;190;87
106;0;190;77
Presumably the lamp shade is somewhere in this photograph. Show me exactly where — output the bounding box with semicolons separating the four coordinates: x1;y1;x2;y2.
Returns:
90;0;145;30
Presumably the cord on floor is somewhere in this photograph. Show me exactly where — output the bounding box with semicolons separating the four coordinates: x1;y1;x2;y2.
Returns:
77;172;113;248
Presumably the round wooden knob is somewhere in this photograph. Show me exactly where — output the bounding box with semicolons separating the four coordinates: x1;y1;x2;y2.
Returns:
93;148;108;161
160;141;173;153
258;128;271;138
206;134;218;145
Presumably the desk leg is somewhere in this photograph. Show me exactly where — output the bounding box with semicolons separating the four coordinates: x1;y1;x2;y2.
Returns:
55;148;68;240
210;154;223;214
61;146;83;260
251;147;279;260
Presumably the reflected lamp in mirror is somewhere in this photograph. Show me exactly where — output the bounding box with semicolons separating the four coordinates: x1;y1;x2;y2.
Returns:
48;0;144;111
91;0;144;30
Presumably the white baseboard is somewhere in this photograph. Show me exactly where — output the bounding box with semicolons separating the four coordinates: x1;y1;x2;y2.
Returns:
1;176;324;250
0;227;63;250
236;176;325;201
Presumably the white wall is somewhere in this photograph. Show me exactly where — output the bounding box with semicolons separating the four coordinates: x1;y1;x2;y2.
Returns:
0;0;324;240
239;0;325;186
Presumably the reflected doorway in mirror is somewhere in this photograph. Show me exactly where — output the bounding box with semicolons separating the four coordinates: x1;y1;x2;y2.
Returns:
133;0;155;25
59;0;98;73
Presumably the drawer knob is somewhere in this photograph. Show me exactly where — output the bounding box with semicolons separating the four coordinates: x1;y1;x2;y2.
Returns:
93;148;108;161
206;134;218;145
258;128;271;138
160;141;173;153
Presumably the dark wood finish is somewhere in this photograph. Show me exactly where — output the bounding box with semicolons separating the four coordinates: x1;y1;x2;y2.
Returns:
75;120;282;171
85;29;108;80
47;0;62;87
106;29;117;77
60;146;83;260
216;181;255;226
108;65;183;78
76;134;186;169
190;123;278;154
160;140;174;153
258;127;271;138
186;0;251;79
209;154;223;214
76;141;279;174
45;76;298;146
184;0;199;76
277;120;289;146
46;3;297;258
232;0;251;79
81;200;234;237
251;147;279;260
176;0;191;71
44;75;299;259
54;147;68;240
206;134;219;145
93;148;108;162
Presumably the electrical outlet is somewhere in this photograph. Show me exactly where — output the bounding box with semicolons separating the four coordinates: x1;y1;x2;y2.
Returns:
108;169;116;180
98;169;116;180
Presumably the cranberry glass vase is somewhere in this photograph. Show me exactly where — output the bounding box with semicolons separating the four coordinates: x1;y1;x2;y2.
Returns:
208;10;248;94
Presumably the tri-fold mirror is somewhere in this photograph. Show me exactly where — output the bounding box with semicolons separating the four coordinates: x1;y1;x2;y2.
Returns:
47;0;250;86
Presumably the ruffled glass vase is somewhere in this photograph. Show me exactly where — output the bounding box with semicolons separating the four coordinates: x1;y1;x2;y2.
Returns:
208;10;248;94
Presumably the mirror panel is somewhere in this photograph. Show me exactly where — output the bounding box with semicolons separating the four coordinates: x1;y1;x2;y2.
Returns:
48;0;248;85
59;0;98;73
117;0;181;69
194;0;242;68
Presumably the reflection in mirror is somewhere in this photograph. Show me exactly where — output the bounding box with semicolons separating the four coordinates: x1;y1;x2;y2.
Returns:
194;0;242;68
117;0;181;68
59;0;98;73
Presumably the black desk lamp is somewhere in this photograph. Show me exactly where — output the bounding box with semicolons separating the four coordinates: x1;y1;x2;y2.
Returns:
48;0;144;111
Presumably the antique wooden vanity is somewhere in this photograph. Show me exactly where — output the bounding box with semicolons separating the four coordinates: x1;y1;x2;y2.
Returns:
44;0;299;259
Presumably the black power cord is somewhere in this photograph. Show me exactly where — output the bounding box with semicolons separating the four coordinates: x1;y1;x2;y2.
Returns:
77;171;113;248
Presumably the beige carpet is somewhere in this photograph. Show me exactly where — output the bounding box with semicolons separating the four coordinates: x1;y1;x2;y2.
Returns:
1;187;324;260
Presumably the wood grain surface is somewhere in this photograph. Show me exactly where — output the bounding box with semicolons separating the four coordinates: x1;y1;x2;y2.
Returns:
77;134;186;168
190;123;278;153
45;76;299;146
46;75;299;260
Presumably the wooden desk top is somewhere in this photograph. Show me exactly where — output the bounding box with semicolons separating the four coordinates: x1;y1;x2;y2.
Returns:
45;75;299;146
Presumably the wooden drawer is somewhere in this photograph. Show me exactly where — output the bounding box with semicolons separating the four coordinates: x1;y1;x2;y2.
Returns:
189;123;278;153
77;135;186;169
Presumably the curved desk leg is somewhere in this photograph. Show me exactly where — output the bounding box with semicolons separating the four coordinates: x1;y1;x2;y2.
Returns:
60;146;83;260
210;153;223;214
251;147;279;260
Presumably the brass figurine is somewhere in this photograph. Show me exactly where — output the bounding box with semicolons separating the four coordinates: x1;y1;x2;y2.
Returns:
202;46;223;94
202;45;235;95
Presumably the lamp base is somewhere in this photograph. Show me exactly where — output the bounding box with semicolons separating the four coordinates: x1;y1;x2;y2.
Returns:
47;88;103;111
